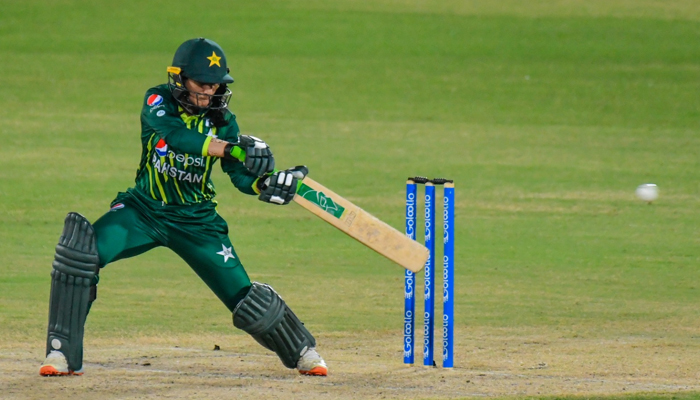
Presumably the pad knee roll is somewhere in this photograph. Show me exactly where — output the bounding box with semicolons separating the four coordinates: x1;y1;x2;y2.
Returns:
46;212;100;372
233;282;316;369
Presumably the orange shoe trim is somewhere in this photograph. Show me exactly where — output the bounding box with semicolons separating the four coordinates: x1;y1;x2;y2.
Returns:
298;366;328;376
40;365;83;376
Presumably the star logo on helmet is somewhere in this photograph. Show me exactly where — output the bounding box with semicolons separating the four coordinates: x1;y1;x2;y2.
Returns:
207;51;222;67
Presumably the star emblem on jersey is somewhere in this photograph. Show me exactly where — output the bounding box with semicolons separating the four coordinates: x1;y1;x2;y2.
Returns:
216;244;235;263
207;51;222;67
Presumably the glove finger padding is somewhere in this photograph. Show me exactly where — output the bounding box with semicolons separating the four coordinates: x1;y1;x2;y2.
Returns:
252;148;271;177
245;147;261;174
287;165;309;180
258;170;298;205
266;152;275;173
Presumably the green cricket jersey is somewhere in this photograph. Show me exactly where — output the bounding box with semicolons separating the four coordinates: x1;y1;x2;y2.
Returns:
134;84;258;205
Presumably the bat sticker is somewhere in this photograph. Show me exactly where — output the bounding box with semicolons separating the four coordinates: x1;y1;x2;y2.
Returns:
297;183;345;218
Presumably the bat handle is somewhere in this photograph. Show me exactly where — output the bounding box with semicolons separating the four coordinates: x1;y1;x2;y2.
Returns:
229;145;246;162
231;146;305;190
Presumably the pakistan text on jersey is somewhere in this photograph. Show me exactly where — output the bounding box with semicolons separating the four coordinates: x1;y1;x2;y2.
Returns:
152;157;204;183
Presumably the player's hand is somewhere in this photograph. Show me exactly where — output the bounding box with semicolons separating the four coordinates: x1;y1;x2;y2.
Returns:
257;166;309;205
237;135;275;177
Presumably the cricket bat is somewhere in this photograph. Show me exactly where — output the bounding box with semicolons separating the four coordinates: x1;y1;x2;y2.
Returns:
293;177;428;273
228;146;428;272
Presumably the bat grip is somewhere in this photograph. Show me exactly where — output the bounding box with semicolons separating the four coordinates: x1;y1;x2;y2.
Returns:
234;146;305;190
229;145;246;162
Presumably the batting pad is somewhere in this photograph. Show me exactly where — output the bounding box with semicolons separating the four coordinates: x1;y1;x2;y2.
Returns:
46;212;99;372
233;282;316;369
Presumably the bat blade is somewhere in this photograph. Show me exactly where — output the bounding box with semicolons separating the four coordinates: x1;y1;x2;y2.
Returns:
294;177;428;272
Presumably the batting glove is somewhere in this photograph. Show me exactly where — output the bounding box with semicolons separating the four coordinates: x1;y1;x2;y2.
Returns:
237;135;275;177
257;166;309;205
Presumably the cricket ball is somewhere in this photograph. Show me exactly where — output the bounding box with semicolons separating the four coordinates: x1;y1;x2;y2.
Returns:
635;183;658;202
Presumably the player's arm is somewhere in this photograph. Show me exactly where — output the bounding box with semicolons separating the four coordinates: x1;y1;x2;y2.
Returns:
222;161;260;196
219;117;271;194
224;142;309;205
212;135;275;177
220;122;307;201
225;165;307;204
142;89;274;176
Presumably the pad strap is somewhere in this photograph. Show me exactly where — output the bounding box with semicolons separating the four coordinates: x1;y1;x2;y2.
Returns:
233;282;316;369
46;212;99;372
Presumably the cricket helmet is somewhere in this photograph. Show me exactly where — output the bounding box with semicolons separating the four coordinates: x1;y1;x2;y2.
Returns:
167;38;233;114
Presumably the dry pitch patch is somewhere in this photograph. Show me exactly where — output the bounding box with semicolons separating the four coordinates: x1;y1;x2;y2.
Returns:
1;330;698;400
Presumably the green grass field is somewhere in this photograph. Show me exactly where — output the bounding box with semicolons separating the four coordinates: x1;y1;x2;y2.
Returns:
1;1;699;399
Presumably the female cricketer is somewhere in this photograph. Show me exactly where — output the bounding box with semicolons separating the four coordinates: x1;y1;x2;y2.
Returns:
40;38;328;377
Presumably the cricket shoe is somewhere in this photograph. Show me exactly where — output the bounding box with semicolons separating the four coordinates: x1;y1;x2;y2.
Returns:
39;350;83;376
296;347;328;376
